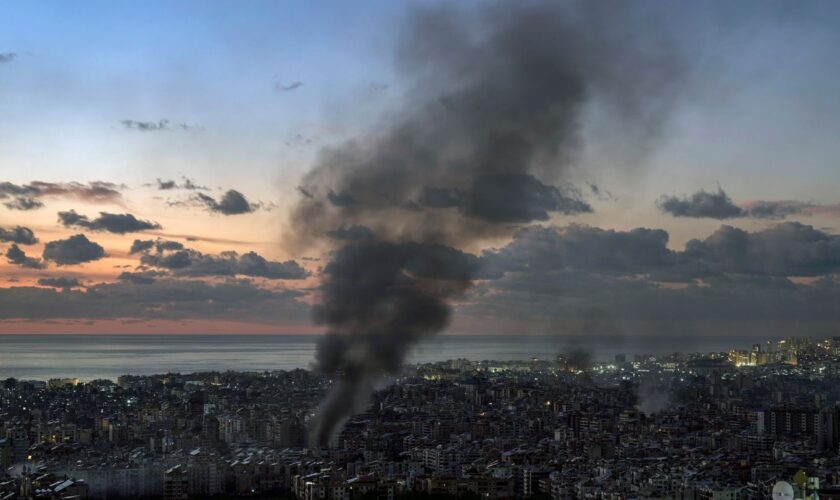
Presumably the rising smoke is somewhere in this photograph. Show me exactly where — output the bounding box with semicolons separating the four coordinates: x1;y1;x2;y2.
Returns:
289;0;686;447
636;377;672;416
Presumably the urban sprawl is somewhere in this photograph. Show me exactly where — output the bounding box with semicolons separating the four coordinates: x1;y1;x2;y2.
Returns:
3;337;840;499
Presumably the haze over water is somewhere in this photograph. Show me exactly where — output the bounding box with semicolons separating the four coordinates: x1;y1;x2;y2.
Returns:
0;334;774;381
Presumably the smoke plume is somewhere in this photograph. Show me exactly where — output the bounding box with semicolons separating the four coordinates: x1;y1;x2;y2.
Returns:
289;0;685;446
636;377;672;416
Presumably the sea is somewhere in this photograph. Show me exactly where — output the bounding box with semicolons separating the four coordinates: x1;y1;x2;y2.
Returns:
0;334;778;382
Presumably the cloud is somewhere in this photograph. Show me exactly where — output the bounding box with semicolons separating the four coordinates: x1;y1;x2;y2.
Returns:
42;234;106;266
155;177;207;191
3;197;44;211
684;222;840;276
656;188;744;219
181;178;205;190
463;269;840;337
117;271;164;285
483;222;840;281
121;119;170;131
120;119;202;132
129;239;155;254
486;224;676;276
0;279;309;324
37;277;83;289
194;190;260;215
143;250;192;269
0;53;16;64
658;187;840;220
462;174;592;222
58;210;161;234
457;223;840;336
0;181;123;209
137;244;309;280
741;200;813;220
129;238;184;254
5;244;45;269
740;200;840;220
0;226;38;245
156;179;176;190
275;81;303;92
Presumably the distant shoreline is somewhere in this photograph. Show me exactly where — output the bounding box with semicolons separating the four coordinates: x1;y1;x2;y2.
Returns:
0;333;803;382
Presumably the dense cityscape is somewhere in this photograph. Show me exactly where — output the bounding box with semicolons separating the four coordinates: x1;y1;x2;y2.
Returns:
1;336;839;499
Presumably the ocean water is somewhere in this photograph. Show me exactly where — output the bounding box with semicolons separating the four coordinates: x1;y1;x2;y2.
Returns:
0;334;772;381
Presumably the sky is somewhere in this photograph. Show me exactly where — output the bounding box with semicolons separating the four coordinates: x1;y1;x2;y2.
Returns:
2;0;840;337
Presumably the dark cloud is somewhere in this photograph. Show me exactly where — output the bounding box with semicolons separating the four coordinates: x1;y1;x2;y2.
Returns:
463;174;591;222
155;177;207;191
5;244;45;269
117;271;164;285
0;226;38;245
0;279;308;324
487;225;675;276
37;277;83;289
144;250;192;269
194;190;259;215
291;0;687;446
275;81;303;92
587;183;615;202
156;179;176;190
58;210;161;234
0;53;16;63
741;200;820;220
0;181;123;209
415;175;592;222
138;244;309;280
464;268;840;338
657;188;744;219
129;239;155;254
130;238;183;254
685;222;840;277
484;222;840;282
658;187;840;220
456;223;840;337
3;197;43;211
42;234;106;266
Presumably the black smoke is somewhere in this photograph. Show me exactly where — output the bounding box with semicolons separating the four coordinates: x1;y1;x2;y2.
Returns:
289;0;685;446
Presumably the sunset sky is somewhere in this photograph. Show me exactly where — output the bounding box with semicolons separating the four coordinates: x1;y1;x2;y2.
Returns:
2;1;840;336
